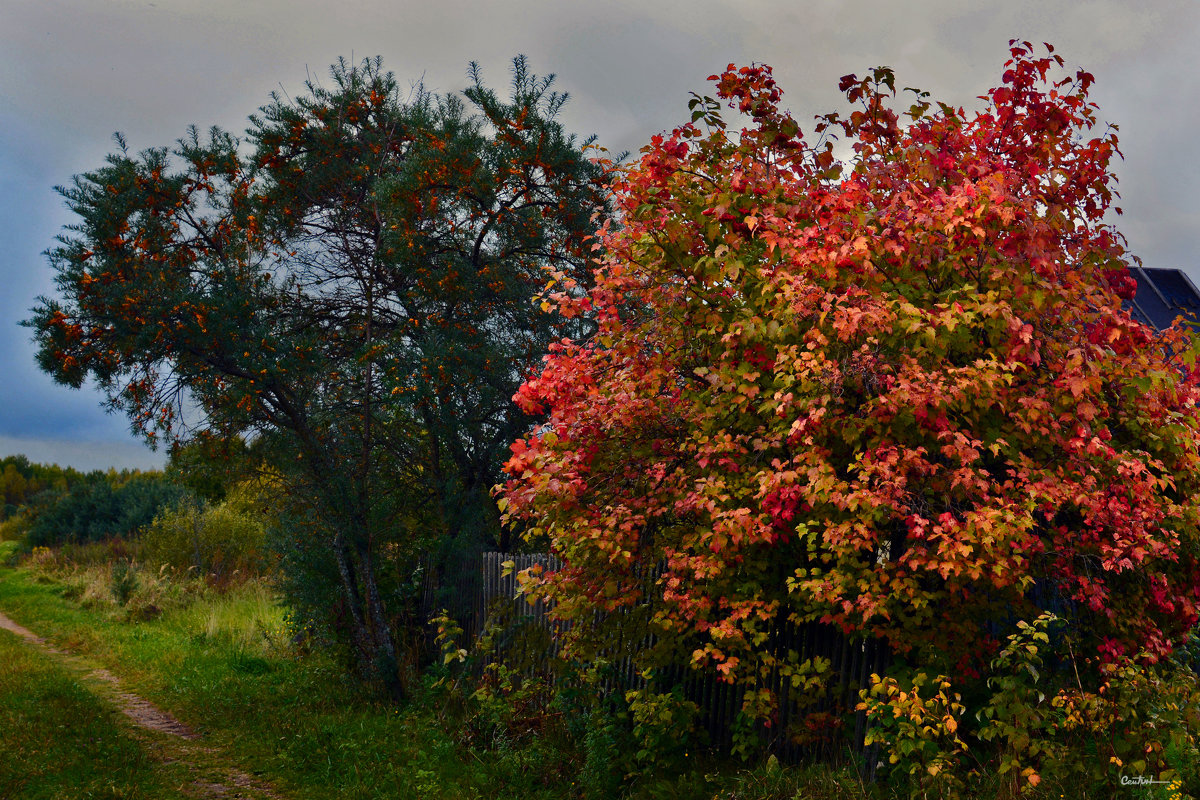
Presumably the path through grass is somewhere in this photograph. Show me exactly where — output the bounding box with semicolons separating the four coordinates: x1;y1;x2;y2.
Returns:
0;616;192;799
0;550;564;800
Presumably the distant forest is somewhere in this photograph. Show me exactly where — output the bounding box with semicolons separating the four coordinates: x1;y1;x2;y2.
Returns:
0;454;186;547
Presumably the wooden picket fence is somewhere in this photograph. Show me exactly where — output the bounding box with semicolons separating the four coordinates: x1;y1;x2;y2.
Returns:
420;551;888;763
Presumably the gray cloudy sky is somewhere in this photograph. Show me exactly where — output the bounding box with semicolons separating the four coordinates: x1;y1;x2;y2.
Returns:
2;0;1197;471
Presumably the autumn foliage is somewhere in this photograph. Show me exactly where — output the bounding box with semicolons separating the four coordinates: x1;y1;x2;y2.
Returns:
501;41;1200;741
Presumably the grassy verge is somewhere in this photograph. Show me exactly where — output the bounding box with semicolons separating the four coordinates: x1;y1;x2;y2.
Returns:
0;562;485;799
0;546;886;800
0;547;636;799
19;541;1167;800
1;536;1196;800
0;619;192;799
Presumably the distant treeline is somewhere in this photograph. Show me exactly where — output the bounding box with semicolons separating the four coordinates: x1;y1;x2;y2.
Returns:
1;455;92;518
0;454;189;547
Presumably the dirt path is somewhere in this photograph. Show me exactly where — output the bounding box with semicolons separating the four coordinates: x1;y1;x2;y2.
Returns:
0;610;285;799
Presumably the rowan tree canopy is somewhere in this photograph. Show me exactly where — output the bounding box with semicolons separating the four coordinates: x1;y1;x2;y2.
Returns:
501;43;1200;722
29;56;609;694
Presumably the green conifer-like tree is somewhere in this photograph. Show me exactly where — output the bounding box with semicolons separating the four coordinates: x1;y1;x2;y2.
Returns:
28;56;609;696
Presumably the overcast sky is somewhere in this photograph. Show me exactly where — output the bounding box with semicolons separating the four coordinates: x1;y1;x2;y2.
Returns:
2;0;1197;471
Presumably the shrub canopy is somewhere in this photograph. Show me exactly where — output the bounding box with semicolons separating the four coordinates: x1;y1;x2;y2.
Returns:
501;43;1200;721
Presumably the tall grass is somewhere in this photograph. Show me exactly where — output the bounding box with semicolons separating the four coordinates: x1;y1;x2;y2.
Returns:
168;579;289;655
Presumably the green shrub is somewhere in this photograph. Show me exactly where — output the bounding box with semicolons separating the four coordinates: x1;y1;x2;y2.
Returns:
975;616;1200;795
859;670;968;798
0;512;29;543
859;614;1200;798
579;702;628;800
140;481;271;579
625;685;702;780
465;663;559;752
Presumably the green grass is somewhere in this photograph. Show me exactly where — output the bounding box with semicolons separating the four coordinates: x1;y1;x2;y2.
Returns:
0;539;884;800
0;552;891;800
0;557;588;800
0;622;191;799
9;544;1182;800
169;578;284;650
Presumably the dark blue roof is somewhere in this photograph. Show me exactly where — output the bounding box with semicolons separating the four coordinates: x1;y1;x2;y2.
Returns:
1125;268;1200;331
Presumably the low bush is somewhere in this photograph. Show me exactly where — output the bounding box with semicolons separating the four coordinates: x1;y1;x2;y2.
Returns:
109;559;138;606
140;481;272;580
0;513;29;542
859;615;1200;798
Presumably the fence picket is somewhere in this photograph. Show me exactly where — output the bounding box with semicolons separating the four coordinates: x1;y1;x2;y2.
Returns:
421;551;888;762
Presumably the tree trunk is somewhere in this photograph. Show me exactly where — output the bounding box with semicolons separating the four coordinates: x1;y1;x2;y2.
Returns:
330;530;371;665
356;539;403;701
297;433;403;699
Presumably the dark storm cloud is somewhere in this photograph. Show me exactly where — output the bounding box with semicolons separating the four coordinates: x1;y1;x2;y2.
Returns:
2;0;1196;470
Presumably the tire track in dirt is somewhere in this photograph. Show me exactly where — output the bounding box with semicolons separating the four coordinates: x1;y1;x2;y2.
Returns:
0;610;285;799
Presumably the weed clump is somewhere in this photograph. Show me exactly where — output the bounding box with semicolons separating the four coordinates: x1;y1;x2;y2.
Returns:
110;560;138;606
